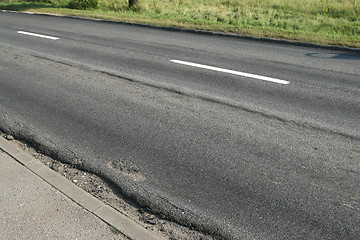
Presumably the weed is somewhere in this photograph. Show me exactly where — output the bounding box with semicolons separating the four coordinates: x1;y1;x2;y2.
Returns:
68;0;98;10
110;226;121;235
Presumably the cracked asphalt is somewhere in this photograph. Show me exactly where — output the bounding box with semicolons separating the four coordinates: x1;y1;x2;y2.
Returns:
1;12;359;239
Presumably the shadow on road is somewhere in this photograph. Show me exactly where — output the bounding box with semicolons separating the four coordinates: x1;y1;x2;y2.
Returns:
306;52;360;61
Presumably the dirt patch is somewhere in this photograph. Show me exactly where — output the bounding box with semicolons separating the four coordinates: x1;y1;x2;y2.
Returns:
1;133;214;240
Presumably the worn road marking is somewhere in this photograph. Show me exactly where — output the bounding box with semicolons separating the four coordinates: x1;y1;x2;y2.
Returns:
2;10;17;13
17;31;59;40
171;60;290;85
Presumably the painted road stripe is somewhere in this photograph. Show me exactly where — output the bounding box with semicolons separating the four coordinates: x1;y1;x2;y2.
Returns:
17;31;59;40
171;60;290;85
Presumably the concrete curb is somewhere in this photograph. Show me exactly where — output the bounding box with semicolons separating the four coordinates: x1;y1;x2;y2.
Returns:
0;135;162;240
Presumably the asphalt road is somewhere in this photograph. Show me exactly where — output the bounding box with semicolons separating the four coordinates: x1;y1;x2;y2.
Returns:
0;11;359;239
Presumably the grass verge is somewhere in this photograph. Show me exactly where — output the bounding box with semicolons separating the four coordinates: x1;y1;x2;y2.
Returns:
1;0;359;48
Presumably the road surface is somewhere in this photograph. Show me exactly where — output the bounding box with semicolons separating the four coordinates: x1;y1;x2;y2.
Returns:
1;11;359;239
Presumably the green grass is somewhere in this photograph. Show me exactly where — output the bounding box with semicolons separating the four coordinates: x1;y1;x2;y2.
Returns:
1;0;359;48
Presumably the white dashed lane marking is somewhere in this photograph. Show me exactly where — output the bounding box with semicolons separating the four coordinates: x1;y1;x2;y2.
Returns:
171;60;290;85
17;31;59;40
